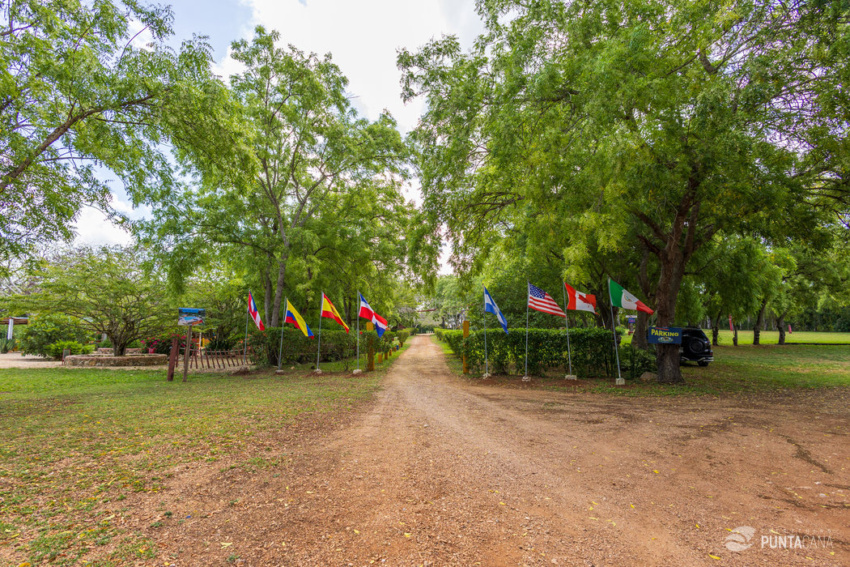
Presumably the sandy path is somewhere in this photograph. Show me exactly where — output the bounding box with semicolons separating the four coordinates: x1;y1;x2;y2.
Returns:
152;335;848;566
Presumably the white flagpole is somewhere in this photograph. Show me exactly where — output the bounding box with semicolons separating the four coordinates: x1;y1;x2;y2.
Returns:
244;294;250;365
316;292;323;371
607;278;624;385
524;282;530;380
356;291;360;372
563;283;573;377
278;297;287;371
483;288;488;377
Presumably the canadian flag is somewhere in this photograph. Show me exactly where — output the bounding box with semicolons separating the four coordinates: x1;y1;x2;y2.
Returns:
564;283;597;314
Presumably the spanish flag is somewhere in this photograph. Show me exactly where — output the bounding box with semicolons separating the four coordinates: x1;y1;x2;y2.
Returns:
285;300;314;338
321;293;350;333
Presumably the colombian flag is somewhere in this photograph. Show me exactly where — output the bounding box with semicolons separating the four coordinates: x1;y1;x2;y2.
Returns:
321;293;350;333
285;300;314;338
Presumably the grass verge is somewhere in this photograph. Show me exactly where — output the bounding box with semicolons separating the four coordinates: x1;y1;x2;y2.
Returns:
0;342;411;566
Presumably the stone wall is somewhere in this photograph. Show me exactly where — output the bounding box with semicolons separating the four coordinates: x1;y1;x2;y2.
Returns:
64;354;167;367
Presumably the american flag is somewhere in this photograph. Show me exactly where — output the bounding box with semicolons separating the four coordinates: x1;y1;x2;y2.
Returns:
528;283;566;317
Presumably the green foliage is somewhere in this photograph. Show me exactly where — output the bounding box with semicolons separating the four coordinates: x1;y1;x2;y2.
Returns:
6;246;173;356
0;0;249;262
400;0;850;383
142;26;414;330
19;314;91;358
396;330;410;347
0;338;15;353
249;328;357;367
440;327;619;377
46;340;92;360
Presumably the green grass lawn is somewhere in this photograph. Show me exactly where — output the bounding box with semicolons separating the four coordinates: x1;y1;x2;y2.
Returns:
620;329;850;347
0;342;410;566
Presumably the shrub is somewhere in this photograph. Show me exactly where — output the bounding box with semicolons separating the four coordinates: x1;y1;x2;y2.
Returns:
0;338;15;353
205;334;237;351
396;330;410;347
249;327;358;367
624;345;658;379
441;327;622;377
46;340;93;359
19;314;92;358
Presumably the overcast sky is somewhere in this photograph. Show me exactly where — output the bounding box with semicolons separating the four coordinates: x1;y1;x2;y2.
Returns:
74;0;484;265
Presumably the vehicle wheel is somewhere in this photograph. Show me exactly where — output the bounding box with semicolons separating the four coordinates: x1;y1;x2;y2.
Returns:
689;338;705;354
698;361;709;367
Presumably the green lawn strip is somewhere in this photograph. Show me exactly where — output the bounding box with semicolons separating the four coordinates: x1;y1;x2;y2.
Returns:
0;344;408;565
711;329;850;345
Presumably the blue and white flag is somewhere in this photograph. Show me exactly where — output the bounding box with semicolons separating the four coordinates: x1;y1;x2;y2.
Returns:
484;287;509;334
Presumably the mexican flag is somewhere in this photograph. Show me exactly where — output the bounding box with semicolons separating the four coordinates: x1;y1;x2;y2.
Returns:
608;279;654;315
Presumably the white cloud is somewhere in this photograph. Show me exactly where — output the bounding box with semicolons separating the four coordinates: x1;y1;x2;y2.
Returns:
73;206;134;247
241;0;484;134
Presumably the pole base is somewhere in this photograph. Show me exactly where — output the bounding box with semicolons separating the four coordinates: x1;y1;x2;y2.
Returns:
352;369;362;375
521;375;532;383
313;369;323;375
565;374;577;380
275;369;286;375
615;378;626;386
481;373;491;379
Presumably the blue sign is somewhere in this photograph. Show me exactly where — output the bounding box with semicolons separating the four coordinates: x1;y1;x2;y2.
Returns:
647;327;682;345
178;308;206;326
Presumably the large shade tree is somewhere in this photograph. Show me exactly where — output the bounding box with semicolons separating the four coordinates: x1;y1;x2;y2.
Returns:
0;0;250;265
4;246;172;355
399;0;850;383
145;27;414;327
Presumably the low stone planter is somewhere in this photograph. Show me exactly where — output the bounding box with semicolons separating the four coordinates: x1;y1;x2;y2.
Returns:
64;354;168;367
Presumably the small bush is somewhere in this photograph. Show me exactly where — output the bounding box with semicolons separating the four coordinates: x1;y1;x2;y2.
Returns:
46;340;93;360
19;314;92;358
396;330;410;347
0;338;15;353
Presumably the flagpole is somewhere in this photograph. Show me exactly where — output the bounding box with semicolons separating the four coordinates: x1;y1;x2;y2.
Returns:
277;297;287;371
524;282;530;381
244;294;250;366
483;288;488;377
563;283;573;378
607;278;624;385
356;291;360;372
316;292;323;372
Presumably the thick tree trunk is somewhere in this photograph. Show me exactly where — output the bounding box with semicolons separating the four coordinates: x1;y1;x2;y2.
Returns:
270;251;290;327
632;310;650;350
753;299;767;345
777;311;788;345
654;249;686;384
712;310;722;346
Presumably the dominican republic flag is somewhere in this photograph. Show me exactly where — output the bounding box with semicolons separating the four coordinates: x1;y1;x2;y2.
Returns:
608;279;654;315
248;292;265;331
484;286;508;333
564;283;597;314
358;293;388;337
528;283;566;317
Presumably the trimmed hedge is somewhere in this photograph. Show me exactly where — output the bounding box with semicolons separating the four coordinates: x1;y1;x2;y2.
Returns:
438;327;656;378
248;328;396;368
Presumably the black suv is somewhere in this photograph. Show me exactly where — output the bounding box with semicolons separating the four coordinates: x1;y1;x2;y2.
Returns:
680;328;714;367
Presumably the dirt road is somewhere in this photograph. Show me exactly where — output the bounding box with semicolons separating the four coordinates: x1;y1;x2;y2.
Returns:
156;335;848;566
